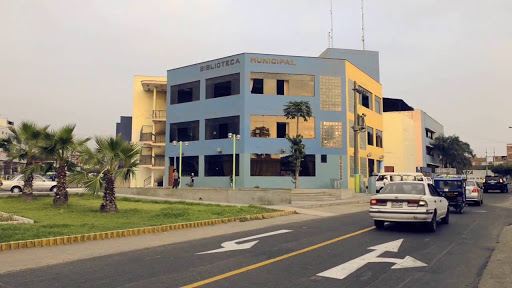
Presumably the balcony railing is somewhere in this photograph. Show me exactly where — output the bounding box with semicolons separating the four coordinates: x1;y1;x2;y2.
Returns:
153;110;166;119
154;134;165;144
153;156;165;167
140;155;152;165
140;132;153;142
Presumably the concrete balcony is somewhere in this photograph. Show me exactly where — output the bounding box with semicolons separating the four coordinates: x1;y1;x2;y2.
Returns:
140;155;152;166
152;110;166;121
153;156;165;168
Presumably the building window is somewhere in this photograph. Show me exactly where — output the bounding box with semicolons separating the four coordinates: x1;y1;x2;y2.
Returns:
376;129;383;148
170;81;200;105
169;156;199;176
169;120;199;142
426;128;435;140
360;157;368;178
348;80;355;113
250;72;314;97
251;78;264;94
250;115;315;139
426;146;434;156
320;76;342;111
367;127;374;146
360;129;367;150
359;86;373;110
276;122;288;138
250;154;315;176
204;154;239;176
349;120;354;148
374;96;382;114
321;122;342;148
350;156;355;177
205;116;240;140
321;155;327;163
206;73;240;99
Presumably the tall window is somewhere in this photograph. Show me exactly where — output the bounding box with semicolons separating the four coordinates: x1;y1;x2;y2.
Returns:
321;122;342;148
276;122;288;138
348;80;355;113
206;73;240;99
426;146;434;156
320;76;342;111
250;72;314;97
359;86;373;110
170;81;200;105
170;156;199;176
376;129;383;148
250;154;315;176
426;128;435;140
169;120;199;142
204;155;239;176
367;127;374;146
374;96;382;114
205;116;240;140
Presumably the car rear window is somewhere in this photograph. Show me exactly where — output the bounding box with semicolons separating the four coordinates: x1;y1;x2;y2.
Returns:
390;175;424;182
380;183;426;195
466;181;477;186
435;180;463;190
485;176;500;181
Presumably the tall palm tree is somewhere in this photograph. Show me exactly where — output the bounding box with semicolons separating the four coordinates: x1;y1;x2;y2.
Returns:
40;124;90;206
0;122;48;201
432;135;474;173
283;101;313;188
283;100;313;136
70;136;140;213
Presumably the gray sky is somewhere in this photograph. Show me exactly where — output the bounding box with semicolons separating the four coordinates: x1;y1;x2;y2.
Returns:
1;0;511;156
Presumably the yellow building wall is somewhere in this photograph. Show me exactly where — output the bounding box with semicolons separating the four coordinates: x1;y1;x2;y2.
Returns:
345;62;384;190
412;110;424;168
383;112;416;173
131;75;167;188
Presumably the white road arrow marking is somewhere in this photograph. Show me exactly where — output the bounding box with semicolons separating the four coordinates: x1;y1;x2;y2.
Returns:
197;230;293;254
317;239;427;280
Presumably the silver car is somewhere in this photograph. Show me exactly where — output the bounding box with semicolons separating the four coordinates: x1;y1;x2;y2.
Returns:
0;175;57;193
465;180;483;206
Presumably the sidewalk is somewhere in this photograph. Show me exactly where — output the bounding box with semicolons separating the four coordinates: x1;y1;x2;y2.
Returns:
479;225;512;288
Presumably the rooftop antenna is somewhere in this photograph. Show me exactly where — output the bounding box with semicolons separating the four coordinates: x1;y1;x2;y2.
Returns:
361;0;365;50
329;0;334;48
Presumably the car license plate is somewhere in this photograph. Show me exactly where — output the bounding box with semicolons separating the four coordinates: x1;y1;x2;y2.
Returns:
391;202;403;208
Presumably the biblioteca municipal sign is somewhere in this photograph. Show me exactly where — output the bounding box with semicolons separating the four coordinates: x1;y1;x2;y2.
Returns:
200;57;297;72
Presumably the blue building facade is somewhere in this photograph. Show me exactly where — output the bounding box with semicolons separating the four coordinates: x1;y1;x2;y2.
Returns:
164;50;383;189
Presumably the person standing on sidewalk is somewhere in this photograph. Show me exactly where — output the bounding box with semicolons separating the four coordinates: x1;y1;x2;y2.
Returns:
187;173;195;187
172;169;179;189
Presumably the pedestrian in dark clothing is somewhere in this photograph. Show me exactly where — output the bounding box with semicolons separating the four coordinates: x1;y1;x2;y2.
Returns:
172;169;179;189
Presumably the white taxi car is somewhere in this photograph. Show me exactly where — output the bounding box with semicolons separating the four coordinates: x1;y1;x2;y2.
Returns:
0;175;57;193
369;181;449;232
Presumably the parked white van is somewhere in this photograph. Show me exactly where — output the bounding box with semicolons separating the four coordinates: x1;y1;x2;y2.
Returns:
375;173;425;193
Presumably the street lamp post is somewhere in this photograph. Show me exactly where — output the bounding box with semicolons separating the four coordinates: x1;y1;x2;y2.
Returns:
228;133;241;190
352;81;366;193
172;140;188;188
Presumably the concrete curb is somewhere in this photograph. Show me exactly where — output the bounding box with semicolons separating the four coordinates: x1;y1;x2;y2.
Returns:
291;198;371;209
0;210;296;252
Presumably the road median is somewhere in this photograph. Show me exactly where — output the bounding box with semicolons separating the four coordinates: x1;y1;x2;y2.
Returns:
0;210;296;252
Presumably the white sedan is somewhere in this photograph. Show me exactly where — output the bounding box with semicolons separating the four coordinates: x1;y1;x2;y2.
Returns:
369;181;449;232
0;175;57;193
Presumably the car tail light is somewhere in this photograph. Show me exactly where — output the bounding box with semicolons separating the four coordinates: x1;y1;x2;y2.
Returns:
370;199;387;206
500;179;503;183
472;187;479;194
418;200;428;207
407;200;419;207
483;179;486;183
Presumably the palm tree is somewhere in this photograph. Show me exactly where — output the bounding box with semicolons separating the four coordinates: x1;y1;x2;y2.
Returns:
283;101;313;188
0;122;48;201
70;136;140;213
432;135;474;173
283;100;313;136
40;124;90;206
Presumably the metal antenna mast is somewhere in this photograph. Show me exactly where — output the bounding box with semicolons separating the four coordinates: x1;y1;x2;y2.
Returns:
361;0;365;50
330;0;334;48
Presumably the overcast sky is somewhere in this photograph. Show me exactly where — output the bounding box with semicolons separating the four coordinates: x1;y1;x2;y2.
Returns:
1;0;511;156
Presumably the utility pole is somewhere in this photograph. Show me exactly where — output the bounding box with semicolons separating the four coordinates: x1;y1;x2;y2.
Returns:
485;148;488;175
352;81;366;193
361;0;365;50
493;148;496;166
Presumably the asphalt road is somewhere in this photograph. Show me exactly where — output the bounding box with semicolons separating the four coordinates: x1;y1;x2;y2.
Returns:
1;192;511;288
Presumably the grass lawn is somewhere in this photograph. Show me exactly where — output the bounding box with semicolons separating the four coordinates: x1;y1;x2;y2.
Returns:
0;194;276;243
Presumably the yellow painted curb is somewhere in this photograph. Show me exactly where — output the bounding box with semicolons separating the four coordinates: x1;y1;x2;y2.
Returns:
0;210;297;252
